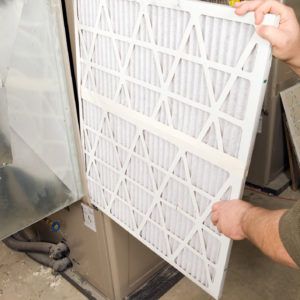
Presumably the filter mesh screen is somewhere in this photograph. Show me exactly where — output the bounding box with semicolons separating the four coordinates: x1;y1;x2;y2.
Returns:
76;0;276;298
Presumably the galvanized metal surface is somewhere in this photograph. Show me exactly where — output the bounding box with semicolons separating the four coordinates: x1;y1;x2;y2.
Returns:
0;0;24;167
0;87;12;166
0;0;24;81
0;131;74;239
0;0;84;240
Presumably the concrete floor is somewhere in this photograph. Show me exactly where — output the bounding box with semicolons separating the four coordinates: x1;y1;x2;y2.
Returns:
0;244;86;300
1;186;300;300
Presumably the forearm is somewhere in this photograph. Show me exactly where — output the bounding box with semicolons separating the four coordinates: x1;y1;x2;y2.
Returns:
242;206;297;268
287;58;300;77
285;44;300;76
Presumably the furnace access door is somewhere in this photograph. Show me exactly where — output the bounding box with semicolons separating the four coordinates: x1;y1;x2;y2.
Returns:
0;0;84;240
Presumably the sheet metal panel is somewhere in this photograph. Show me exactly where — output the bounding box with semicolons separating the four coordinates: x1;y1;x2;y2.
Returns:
0;0;24;166
0;0;84;240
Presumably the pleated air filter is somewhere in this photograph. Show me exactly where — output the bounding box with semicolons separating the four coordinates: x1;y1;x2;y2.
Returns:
75;0;277;298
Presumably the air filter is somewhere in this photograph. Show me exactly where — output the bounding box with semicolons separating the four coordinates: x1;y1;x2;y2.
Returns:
75;0;277;298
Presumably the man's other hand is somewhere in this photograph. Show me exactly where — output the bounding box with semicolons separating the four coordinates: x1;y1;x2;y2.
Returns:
211;200;253;240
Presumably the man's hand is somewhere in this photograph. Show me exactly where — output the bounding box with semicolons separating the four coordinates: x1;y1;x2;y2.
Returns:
211;200;253;240
211;199;297;268
235;1;300;74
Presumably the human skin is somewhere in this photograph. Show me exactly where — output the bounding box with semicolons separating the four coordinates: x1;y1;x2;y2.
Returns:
236;0;300;75
212;200;297;268
211;0;300;268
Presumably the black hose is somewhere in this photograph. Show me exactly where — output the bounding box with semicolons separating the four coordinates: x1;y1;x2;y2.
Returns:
4;237;55;254
3;237;72;273
4;234;69;259
26;252;72;272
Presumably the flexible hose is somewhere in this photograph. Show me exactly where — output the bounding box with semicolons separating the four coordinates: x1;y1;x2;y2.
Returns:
26;252;72;272
4;234;68;259
3;236;72;272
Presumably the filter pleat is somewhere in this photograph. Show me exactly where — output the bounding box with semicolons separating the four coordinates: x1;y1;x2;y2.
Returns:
77;1;274;298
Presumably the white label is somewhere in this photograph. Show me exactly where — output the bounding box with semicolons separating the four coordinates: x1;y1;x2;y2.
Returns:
81;203;96;232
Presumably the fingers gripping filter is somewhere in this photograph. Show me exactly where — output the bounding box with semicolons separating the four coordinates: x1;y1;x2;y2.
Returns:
75;0;277;298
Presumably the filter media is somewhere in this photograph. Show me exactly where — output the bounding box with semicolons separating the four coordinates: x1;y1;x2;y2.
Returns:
75;0;277;298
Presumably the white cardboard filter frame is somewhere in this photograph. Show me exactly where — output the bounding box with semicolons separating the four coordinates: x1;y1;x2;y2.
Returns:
75;1;276;298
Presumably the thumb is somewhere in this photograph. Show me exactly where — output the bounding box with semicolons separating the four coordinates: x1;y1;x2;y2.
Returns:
256;25;286;48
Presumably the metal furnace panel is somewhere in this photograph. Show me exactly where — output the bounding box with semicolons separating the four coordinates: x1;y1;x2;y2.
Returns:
0;0;84;240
